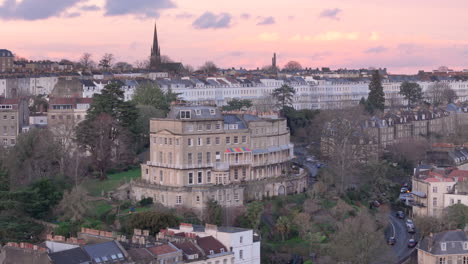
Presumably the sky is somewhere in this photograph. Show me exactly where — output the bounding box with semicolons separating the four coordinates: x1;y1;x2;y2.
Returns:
1;0;468;74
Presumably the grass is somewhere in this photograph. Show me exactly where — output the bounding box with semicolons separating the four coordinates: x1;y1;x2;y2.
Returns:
90;200;113;218
82;168;141;196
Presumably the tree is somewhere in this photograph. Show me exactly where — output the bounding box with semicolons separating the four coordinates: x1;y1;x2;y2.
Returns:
125;211;180;236
272;84;296;111
160;55;173;63
22;179;64;219
7;128;62;187
98;53;114;70
133;82;180;115
86;82;139;135
426;82;458;106
367;70;385;113
293;212;312;240
134;57;150;69
183;64;195;74
136;105;166;149
222;99;253;111
113;61;133;72
80;52;94;70
204;199;223;226
399;81;423;108
444;204;468;229
283;61;303;71
330;211;391;264
275;216;291;241
199;61;218;74
246;201;264;232
414;216;443;239
76;114;133;180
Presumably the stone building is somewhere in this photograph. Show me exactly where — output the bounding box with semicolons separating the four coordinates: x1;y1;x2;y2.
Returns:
0;98;29;147
131;106;307;210
417;230;468;264
0;49;14;72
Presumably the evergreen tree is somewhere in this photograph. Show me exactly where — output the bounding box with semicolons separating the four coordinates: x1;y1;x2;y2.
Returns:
399;81;423;108
133;82;180;115
367;71;385;113
222;99;253;111
272;84;296;111
86;82;139;135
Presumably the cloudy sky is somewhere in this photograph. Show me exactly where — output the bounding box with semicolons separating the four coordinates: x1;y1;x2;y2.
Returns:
1;0;468;73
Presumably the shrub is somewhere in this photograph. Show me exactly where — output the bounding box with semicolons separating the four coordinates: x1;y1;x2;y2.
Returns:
139;197;153;207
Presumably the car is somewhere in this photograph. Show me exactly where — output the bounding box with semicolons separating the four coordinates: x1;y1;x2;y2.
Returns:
408;226;416;233
396;211;405;219
400;187;409;193
387;237;396;245
406;219;414;226
371;200;380;207
408;239;417;248
306;157;315;162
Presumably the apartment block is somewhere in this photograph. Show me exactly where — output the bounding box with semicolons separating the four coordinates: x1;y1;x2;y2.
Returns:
131;106;307;210
0;98;29;147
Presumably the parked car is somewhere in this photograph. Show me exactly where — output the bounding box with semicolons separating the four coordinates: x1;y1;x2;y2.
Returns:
406;219;414;226
387;237;396;245
408;239;417;248
396;211;405;219
400;187;409;193
407;226;416;233
371;200;381;208
306;157;315;162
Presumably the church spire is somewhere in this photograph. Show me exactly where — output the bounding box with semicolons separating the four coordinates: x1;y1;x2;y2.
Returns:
152;21;160;57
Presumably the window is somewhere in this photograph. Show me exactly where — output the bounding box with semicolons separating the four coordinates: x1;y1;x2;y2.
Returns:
207;171;211;183
220;248;224;253
159;152;163;163
207;152;211;163
10;139;15;145
160;170;163;182
239;250;243;259
196;109;201;115
226;137;231;144
216;152;221;162
175;139;180;145
188;172;194;184
234;192;239;201
197;153;202;165
176;196;182;204
168;152;173;164
441;242;446;251
458;199;462;204
198;171;203;183
451;198;454;205
180;110;191;119
240;236;243;244
215;137;220;144
234;169;239;180
51;115;56;119
463;256;468;264
216;123;221;129
242;136;247;143
433;186;438;193
464;242;468;250
210;109;216;115
188;153;193;164
169;138;172;145
2;115;6;120
206;123;212;130
206;137;211;145
242;167;247;179
234;136;238;144
196;196;200;203
187;125;194;132
209;250;214;255
197;137;202;146
433;197;437;206
198;124;203;131
439;257;446;264
188;138;193;146
164;138;167;144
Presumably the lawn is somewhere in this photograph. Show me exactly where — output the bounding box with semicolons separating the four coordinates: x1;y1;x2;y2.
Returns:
82;168;141;196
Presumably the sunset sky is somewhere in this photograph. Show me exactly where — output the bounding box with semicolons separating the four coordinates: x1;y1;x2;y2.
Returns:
1;0;468;73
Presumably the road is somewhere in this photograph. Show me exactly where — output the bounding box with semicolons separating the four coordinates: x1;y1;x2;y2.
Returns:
388;213;419;263
293;146;318;186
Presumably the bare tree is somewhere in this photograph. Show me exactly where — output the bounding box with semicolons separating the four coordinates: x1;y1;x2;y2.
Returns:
426;82;457;106
134;56;150;69
79;52;95;70
283;60;303;71
329;211;394;264
99;53;114;70
253;94;276;112
113;61;133;72
183;64;195;74
199;61;218;74
160;55;173;63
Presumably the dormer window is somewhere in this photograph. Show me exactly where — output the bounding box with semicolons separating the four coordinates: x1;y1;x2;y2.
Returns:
464;242;468;250
209;250;214;255
220;248;224;253
210;109;216;115
441;242;446;251
196;109;201;115
181;110;191;119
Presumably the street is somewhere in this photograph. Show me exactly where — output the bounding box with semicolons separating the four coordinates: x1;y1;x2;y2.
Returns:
388;213;419;263
293;146;318;185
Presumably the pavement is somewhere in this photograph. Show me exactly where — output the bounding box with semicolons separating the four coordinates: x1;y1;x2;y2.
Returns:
388;212;419;263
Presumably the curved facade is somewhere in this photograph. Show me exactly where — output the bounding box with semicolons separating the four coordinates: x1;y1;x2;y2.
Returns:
131;106;308;209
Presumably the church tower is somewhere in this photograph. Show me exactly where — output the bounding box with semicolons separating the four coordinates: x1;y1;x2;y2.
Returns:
150;22;161;69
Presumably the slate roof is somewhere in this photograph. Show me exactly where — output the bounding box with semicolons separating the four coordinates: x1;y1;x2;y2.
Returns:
0;49;13;57
419;230;468;255
223;115;247;129
167;106;223;120
82;241;125;263
126;248;153;262
173;241;202;256
49;247;91;264
80;80;96;87
196;236;227;255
